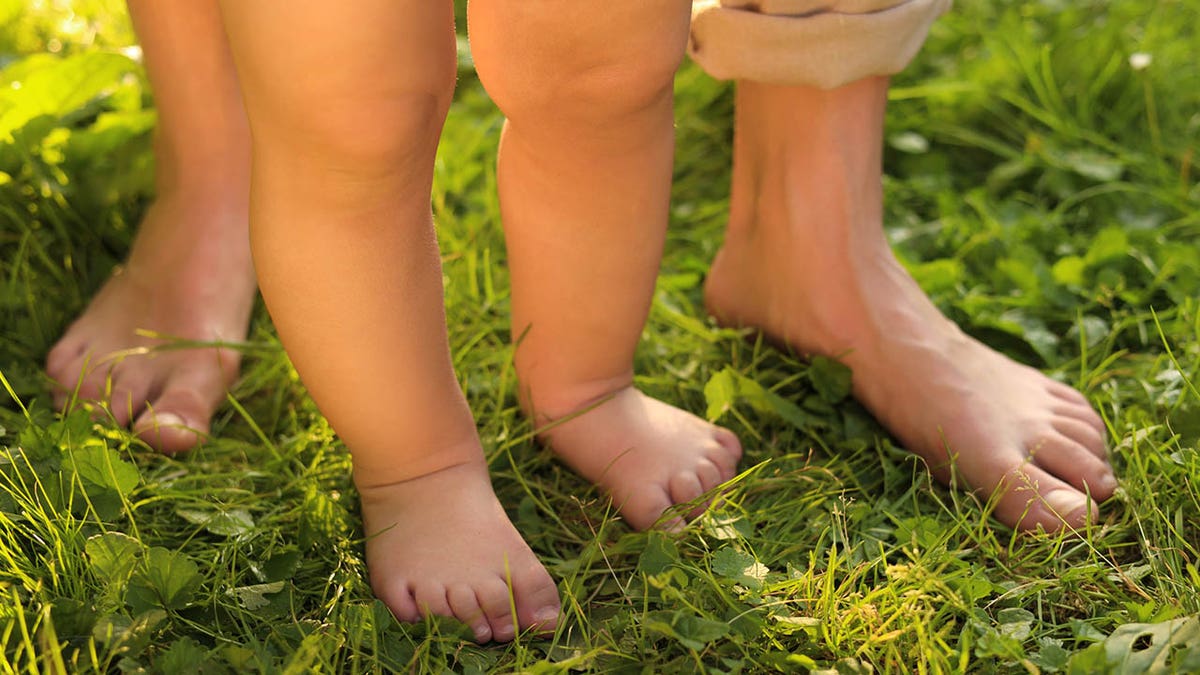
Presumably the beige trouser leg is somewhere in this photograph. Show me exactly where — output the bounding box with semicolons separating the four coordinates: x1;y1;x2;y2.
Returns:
689;0;952;88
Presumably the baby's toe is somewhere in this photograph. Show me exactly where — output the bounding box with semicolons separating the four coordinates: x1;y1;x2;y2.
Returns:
413;582;454;621
713;426;743;462
695;458;723;492
477;577;517;642
510;564;561;636
375;578;421;623
668;471;705;507
618;486;676;531
445;584;490;642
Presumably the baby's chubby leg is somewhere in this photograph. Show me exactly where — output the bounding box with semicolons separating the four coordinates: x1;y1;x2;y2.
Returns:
470;1;743;531
217;0;558;642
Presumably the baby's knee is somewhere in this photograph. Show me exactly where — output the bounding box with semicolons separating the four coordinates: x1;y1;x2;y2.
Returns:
472;3;690;125
253;80;455;179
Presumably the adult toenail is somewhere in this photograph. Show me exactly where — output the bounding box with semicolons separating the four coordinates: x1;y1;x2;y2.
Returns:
1096;473;1118;494
534;607;560;626
152;412;186;428
1044;490;1085;518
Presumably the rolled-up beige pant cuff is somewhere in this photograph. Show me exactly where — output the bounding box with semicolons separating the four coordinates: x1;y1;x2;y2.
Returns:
689;0;952;89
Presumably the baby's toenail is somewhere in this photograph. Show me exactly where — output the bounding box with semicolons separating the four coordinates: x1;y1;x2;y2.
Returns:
493;625;515;641
472;625;491;642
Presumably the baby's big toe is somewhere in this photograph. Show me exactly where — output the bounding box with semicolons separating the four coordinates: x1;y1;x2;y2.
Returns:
511;562;562;636
447;584;492;643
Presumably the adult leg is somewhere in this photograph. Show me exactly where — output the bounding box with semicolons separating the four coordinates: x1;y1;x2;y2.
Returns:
45;0;255;453
470;0;742;532
217;0;558;642
698;1;1115;532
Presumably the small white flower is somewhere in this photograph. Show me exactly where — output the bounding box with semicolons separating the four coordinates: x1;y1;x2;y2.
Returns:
1129;52;1152;70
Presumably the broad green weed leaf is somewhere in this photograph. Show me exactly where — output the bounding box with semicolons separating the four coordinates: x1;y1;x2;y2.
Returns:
671;613;731;650
67;446;139;496
85;532;143;581
711;547;768;590
155;637;209;675
1052;256;1086;287
998;311;1061;363
643;610;730;651
703;513;753;540
703;368;737;422
1085;227;1129;267
637;532;679;576
705;368;822;429
1095;617;1200;674
258;550;302;583
1031;638;1070;672
0;52;138;138
910;258;964;295
227;582;285;611
126;547;202;613
176;507;255;538
996;257;1040;296
91;609;167;653
809;356;852;404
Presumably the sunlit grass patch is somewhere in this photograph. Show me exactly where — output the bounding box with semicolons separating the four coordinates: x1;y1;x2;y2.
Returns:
2;0;1199;671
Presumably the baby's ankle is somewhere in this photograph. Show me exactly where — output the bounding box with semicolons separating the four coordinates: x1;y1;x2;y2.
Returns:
352;435;487;493
518;372;635;428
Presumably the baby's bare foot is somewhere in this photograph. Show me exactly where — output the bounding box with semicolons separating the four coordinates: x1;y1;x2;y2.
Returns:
706;78;1115;533
45;197;255;453
359;459;561;643
535;387;743;531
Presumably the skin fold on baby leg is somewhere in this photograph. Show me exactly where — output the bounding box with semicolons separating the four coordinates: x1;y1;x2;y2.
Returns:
470;0;743;532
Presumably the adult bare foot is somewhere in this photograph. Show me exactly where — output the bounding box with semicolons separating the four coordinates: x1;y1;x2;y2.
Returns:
532;386;742;531
360;457;561;643
704;78;1115;532
45;195;255;453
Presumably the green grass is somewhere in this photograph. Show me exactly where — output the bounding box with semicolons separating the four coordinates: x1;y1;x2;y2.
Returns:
2;0;1199;672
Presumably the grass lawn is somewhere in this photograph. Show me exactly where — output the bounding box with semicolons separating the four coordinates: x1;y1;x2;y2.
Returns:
2;0;1198;672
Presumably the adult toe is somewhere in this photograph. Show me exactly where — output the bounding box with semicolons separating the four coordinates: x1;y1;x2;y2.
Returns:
1033;433;1117;501
1051;416;1107;458
991;463;1098;533
132;365;225;453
